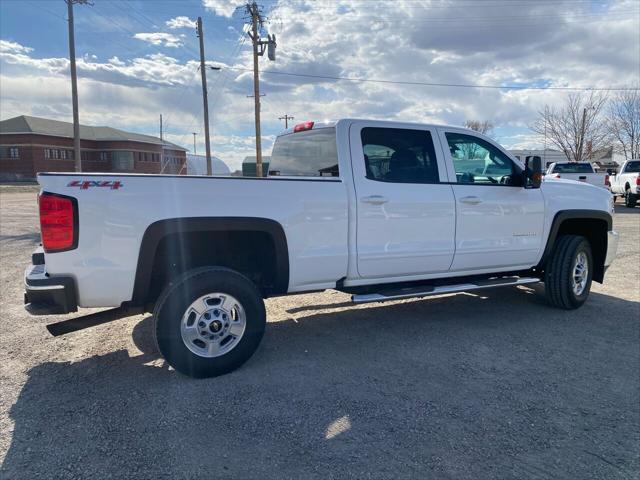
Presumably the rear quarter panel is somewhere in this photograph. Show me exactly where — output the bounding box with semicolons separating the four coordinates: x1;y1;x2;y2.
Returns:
38;174;349;307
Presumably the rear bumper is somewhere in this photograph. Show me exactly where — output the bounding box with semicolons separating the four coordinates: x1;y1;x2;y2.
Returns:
604;230;619;268
24;249;77;314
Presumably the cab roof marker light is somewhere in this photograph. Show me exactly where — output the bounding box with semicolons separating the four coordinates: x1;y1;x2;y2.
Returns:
293;121;314;133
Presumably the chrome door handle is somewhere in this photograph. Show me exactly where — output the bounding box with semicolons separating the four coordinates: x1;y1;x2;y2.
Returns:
361;195;389;205
459;196;482;205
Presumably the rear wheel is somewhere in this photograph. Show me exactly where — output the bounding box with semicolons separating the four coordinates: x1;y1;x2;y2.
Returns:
153;267;266;378
625;191;637;208
544;235;593;310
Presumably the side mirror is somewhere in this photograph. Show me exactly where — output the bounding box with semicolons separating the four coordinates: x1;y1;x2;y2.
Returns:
525;156;542;189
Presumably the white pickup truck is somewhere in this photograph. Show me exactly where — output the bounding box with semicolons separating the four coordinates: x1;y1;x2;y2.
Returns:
25;119;619;378
609;159;640;208
543;161;609;190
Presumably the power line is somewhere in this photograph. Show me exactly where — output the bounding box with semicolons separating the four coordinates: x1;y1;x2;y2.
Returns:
366;13;639;26
222;67;639;92
25;0;67;21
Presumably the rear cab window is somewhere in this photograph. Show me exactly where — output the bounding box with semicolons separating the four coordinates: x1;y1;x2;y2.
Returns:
269;127;338;177
550;163;595;174
623;161;640;173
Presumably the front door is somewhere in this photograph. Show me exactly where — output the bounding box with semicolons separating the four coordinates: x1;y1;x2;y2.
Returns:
350;122;456;279
438;128;545;272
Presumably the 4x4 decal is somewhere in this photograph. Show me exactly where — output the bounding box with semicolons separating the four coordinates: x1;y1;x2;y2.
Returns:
67;180;123;190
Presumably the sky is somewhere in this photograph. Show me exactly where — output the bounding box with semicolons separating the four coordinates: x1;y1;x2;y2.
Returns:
0;0;639;170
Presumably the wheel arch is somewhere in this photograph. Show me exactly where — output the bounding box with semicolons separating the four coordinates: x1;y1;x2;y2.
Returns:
538;209;612;283
131;217;289;308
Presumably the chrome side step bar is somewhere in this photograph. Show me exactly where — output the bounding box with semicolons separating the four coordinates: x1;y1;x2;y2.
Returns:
351;277;540;304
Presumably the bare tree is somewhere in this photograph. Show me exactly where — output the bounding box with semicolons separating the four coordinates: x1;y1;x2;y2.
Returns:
531;93;610;162
465;120;494;136
608;89;640;161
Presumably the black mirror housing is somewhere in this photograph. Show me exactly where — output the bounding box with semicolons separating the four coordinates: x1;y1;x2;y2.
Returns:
524;156;542;189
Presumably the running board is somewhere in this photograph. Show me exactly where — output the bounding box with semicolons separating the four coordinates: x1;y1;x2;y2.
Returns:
351;277;540;304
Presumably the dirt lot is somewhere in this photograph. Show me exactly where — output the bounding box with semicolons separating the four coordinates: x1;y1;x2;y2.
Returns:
1;190;638;479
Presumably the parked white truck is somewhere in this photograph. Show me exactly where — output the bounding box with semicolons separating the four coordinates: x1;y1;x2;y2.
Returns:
543;161;609;190
25;119;618;378
609;159;640;208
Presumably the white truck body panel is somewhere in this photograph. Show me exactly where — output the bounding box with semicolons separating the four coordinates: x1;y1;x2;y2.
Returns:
436;127;546;271
348;121;456;278
36;119;615;308
40;174;349;305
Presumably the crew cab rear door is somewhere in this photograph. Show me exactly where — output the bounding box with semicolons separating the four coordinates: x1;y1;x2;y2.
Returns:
437;127;545;271
349;121;456;279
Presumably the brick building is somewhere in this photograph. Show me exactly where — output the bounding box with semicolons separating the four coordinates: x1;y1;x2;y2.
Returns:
0;115;188;181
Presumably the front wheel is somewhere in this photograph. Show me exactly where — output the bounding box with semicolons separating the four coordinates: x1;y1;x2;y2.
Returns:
544;235;593;310
153;267;266;378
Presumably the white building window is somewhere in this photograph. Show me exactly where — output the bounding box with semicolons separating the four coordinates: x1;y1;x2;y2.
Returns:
44;148;50;159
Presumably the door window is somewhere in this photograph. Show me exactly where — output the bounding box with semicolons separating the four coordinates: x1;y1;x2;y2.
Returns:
445;132;520;186
361;128;440;184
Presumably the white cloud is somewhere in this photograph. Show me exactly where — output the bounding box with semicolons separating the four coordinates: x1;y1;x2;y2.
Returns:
133;33;184;48
202;0;244;18
0;40;33;54
166;16;196;29
0;42;199;87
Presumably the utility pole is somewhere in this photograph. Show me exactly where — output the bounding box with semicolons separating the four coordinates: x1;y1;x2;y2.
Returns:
197;17;213;175
578;107;588;162
246;2;276;177
192;132;197;155
159;114;164;171
279;114;294;129
66;0;89;172
543;106;547;167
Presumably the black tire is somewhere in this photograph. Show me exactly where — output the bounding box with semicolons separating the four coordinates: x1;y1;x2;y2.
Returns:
153;267;266;378
625;191;637;208
544;235;593;310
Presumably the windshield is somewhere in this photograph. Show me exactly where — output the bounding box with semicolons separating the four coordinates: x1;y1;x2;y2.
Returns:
269;128;338;177
624;161;640;173
551;163;594;174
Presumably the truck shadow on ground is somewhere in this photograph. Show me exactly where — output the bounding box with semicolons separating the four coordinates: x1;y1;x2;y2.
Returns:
2;286;639;479
0;232;40;243
613;204;640;215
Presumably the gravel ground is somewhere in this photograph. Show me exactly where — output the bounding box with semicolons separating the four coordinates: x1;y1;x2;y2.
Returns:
1;190;638;480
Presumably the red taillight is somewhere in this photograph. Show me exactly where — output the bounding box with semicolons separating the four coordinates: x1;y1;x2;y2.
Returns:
39;192;77;252
293;121;314;132
636;177;640;186
605;174;610;186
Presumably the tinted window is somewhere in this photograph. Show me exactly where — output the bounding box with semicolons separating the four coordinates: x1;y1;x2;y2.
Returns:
552;163;594;174
361;128;440;183
270;128;338;177
624;161;640;173
446;132;519;185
